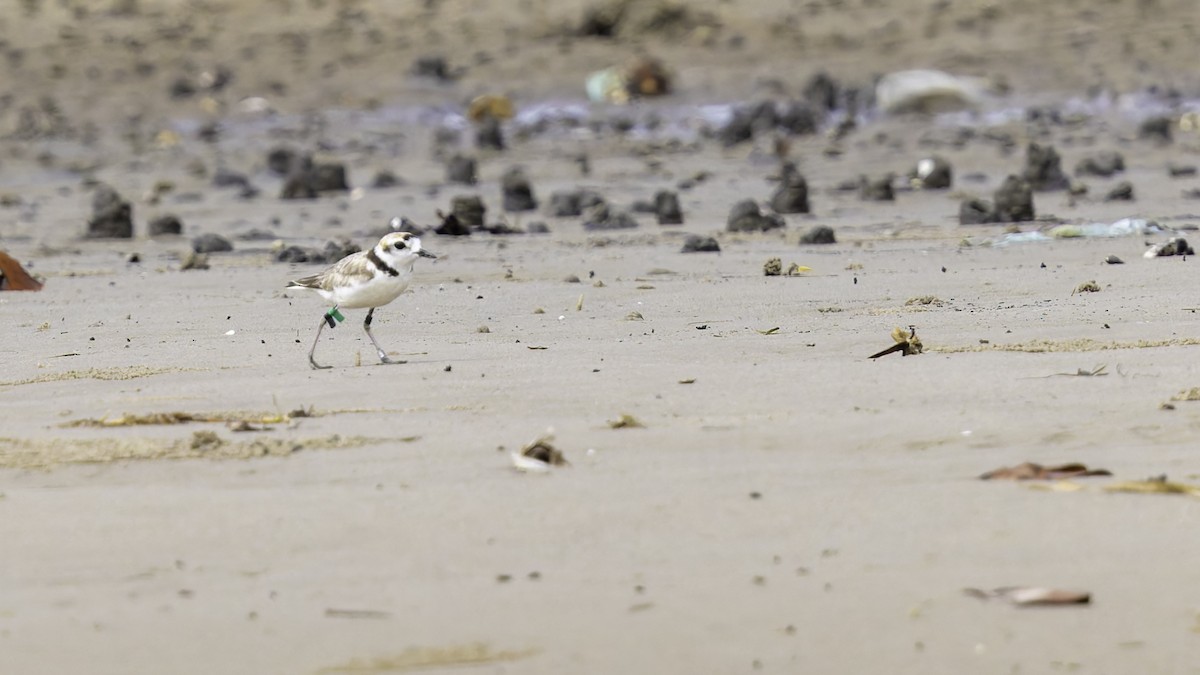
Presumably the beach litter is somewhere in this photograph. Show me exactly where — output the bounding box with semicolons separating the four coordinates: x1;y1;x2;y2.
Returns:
868;326;923;359
875;69;990;114
586;56;671;104
608;414;644;429
1144;236;1193;258
992;218;1164;245
510;433;569;473
1103;476;1200;497
964;587;1091;607
979;462;1112;481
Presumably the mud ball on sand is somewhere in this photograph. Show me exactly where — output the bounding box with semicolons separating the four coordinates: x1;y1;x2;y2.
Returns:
799;225;836;244
770;163;810;214
959;198;996;225
548;189;605;217
475;117;505;151
718;100;777;147
266;147;299;176
727;199;785;232
87;183;133;238
859;175;894;202
583;203;638;231
1075;151;1125;177
655;190;683;224
371;170;403;189
148;214;183;237
763;257;783;276
803;72;840;113
1023;143;1070;191
1105;181;1135;201
451;195;487;226
993;175;1035;222
435;210;472;236
411;55;457;82
192;233;232;253
212;168;251;189
501;167;538;212
912;156;952;189
1139;116;1172;143
276;239;361;264
446;155;478;185
280;156;350;199
681;235;720;252
778;100;820;136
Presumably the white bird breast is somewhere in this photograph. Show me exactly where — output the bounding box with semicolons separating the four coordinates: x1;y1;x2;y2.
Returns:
326;274;411;309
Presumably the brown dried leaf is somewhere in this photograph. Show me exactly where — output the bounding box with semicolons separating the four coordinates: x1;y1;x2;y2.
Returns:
964;586;1091;606
980;462;1112;481
0;250;43;291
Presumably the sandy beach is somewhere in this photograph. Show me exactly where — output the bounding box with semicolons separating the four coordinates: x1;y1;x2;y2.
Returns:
3;1;1200;673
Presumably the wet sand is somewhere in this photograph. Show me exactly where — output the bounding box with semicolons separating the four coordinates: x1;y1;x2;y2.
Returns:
3;1;1200;673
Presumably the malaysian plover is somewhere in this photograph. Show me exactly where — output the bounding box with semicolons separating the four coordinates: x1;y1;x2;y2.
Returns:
286;227;436;370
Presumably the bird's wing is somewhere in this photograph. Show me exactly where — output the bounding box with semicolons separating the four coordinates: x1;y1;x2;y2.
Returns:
287;252;375;291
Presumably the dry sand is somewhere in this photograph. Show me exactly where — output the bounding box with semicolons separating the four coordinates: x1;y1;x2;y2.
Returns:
3;1;1200;673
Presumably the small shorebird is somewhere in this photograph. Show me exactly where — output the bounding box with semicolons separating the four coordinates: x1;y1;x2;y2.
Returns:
286;228;436;369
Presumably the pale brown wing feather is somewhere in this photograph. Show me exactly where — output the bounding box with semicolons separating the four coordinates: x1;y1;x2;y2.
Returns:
286;251;375;291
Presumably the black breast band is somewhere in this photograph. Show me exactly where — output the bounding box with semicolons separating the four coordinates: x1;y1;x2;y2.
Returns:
366;248;400;277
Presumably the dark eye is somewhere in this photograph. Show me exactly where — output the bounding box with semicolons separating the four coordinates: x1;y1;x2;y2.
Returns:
394;241;406;250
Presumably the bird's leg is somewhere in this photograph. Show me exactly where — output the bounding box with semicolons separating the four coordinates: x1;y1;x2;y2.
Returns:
308;311;335;370
363;307;396;364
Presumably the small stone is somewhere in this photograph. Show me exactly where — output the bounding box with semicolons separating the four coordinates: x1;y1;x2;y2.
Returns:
1138;116;1172;143
681;235;720;253
451;195;487;227
371;170;403;189
770;163;810;213
310;162;349;192
500;167;537;212
192;233;233;253
1022;143;1070;191
148;214;183;236
1105;181;1134;201
582;203;638;230
1074;151;1125;177
475;116;505;151
803;72;840;112
778;100;819;135
718;100;777;147
180;251;209;270
87;183;133;238
435;210;471;236
1105;255;1125;264
727;199;784;232
412;55;456;82
654;190;683;224
763;257;782;276
799;225;836;244
445;155;478;185
959;199;995;225
859;175;894;201
212;168;250;188
993;175;1035;222
547;189;605;217
266;146;299;176
1167;163;1197;178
